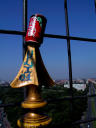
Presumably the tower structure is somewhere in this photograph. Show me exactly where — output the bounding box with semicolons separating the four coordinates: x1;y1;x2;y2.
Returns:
11;14;54;128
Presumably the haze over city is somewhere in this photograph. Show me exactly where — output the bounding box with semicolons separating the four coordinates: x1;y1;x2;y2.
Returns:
0;0;96;81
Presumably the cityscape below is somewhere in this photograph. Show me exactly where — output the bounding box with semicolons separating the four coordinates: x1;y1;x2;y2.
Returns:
0;78;96;128
1;78;96;91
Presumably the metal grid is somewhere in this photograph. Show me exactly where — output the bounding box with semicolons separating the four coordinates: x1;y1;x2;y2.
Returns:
0;0;96;127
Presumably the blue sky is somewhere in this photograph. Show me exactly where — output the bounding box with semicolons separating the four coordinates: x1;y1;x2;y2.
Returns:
0;0;96;81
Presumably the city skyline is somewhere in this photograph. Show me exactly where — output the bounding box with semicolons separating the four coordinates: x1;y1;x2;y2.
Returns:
0;0;96;81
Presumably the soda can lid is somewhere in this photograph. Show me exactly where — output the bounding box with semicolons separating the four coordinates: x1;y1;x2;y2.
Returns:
31;14;47;23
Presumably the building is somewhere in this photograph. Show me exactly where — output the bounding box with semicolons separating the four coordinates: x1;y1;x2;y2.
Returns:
64;84;86;91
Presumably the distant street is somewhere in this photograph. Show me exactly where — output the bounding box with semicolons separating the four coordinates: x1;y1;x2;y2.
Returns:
91;84;96;109
85;82;96;128
85;83;93;128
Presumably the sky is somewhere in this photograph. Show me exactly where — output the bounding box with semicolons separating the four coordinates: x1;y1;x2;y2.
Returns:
0;0;96;81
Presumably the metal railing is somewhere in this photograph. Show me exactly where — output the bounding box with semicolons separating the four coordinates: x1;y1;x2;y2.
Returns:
0;0;96;127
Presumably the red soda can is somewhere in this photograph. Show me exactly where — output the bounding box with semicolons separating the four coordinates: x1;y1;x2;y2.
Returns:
25;14;47;45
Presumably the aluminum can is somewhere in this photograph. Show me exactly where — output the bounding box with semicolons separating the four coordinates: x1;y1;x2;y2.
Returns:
25;14;47;45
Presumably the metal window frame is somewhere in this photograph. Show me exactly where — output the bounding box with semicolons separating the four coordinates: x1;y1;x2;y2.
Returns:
0;0;96;127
